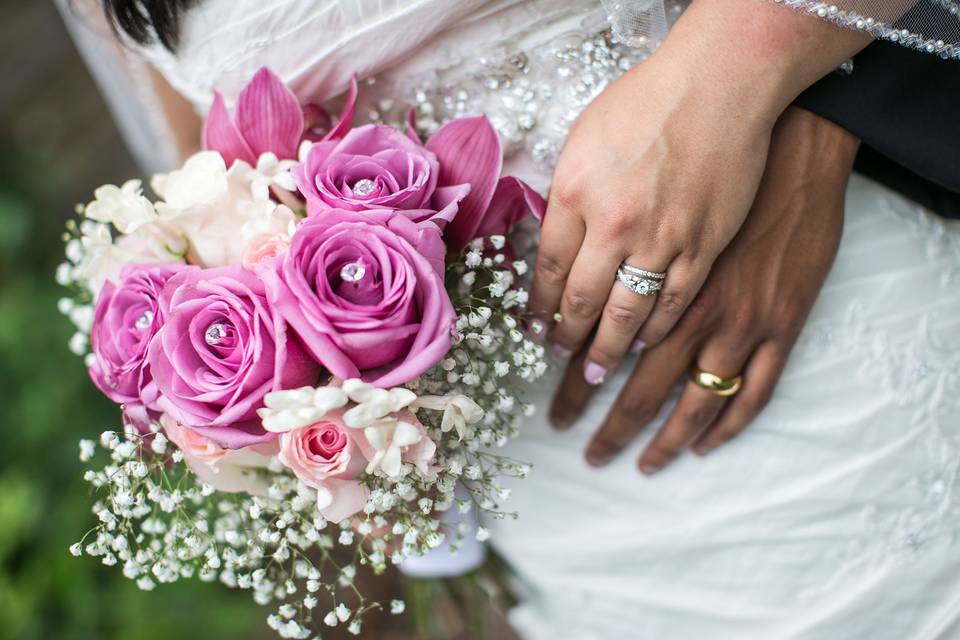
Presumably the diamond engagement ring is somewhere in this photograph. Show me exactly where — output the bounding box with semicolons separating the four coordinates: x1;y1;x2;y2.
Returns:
615;262;666;296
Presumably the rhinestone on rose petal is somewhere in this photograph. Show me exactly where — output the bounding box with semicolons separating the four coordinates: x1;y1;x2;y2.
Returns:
134;310;154;330
352;179;376;197
340;262;366;283
205;322;228;346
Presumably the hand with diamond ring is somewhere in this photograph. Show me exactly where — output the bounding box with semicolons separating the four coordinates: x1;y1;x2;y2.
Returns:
549;106;860;472
527;0;869;387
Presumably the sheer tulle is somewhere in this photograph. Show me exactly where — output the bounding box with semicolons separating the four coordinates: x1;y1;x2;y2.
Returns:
606;0;960;58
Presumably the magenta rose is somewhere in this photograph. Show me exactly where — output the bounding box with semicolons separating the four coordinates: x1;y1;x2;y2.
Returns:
149;266;319;448
89;263;191;425
293;124;470;226
261;209;456;388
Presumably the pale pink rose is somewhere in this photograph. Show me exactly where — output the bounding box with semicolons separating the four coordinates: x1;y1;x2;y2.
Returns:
160;414;277;495
278;411;370;523
242;234;290;270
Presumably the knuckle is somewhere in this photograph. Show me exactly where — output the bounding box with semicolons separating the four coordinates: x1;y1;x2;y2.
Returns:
730;303;758;338
684;293;714;327
535;254;570;287
551;177;584;210
679;405;714;429
656;289;689;316
614;398;656;427
605;303;642;331
563;289;601;317
604;206;640;237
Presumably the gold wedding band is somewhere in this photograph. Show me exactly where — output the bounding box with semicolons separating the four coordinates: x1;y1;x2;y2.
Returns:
690;366;742;397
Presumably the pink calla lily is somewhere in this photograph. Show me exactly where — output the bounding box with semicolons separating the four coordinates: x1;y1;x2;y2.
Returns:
476;176;546;238
425;115;503;249
203;68;359;166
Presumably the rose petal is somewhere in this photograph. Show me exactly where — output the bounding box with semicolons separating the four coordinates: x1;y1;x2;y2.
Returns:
316;478;369;523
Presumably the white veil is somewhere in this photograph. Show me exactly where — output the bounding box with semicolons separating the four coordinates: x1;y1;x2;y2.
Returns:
53;0;180;174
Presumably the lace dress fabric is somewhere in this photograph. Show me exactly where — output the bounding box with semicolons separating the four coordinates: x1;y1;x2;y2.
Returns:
131;2;960;637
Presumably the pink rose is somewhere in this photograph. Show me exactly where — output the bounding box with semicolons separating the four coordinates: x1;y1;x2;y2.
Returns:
242;234;290;270
160;414;277;495
262;210;456;388
278;412;369;523
149;266;319;448
293;124;470;227
89;263;191;424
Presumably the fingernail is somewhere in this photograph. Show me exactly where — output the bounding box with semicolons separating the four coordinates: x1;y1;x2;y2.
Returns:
585;450;610;467
584;361;607;385
639;463;660;475
549;412;574;430
630;339;647;355
552;344;573;360
693;445;712;457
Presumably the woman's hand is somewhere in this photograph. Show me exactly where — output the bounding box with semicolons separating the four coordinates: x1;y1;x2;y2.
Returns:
549;106;861;472
528;0;870;385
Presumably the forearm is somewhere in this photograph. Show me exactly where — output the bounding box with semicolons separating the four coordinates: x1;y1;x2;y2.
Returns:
652;0;872;125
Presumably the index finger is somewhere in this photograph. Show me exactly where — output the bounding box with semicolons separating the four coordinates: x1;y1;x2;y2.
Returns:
527;197;585;338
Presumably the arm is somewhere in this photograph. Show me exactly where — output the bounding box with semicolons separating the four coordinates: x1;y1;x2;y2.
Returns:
56;0;200;171
147;65;203;163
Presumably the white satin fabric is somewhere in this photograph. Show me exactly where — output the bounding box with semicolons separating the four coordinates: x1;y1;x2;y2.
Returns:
122;1;960;638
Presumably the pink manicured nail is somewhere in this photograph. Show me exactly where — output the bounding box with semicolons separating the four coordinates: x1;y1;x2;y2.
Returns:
552;344;573;360
639;463;660;475
584;361;607;385
630;339;647;355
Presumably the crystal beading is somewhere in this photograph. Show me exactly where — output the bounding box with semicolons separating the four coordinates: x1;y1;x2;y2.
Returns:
352;178;376;197
134;310;154;330
205;322;228;346
340;262;366;283
363;14;690;172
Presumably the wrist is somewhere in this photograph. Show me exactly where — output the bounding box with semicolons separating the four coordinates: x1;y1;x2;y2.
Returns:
653;0;872;124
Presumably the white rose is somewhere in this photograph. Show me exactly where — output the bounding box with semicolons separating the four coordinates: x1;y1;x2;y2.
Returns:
74;219;186;299
84;179;157;234
153;151;297;267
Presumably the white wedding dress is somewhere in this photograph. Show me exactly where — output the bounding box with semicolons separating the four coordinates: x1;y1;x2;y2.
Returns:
65;1;960;638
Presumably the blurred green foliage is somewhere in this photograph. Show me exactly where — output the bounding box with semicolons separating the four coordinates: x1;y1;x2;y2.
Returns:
0;139;267;640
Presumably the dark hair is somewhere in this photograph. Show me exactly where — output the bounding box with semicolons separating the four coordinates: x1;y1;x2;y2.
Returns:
100;0;194;50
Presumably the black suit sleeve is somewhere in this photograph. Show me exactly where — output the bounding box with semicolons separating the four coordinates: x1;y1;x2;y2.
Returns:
794;40;960;219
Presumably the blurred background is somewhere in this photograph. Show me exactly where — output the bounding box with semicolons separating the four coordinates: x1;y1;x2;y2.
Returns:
0;1;270;638
0;3;509;639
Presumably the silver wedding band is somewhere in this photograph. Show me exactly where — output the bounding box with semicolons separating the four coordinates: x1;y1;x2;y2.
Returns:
615;262;666;297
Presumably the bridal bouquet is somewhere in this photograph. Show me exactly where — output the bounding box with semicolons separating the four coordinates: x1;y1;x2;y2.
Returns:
58;68;546;637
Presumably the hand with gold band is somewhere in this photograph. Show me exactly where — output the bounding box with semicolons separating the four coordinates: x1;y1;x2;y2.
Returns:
526;0;870;389
548;106;861;473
